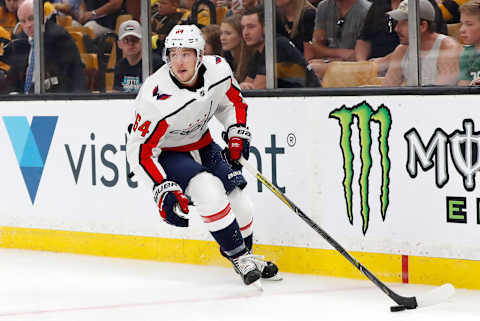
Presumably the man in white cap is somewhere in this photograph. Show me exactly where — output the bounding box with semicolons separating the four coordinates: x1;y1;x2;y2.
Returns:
382;0;460;86
114;20;164;92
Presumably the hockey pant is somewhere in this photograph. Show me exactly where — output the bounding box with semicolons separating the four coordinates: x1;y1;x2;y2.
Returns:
158;142;253;258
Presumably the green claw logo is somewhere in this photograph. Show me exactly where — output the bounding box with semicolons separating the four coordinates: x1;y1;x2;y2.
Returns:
329;102;392;234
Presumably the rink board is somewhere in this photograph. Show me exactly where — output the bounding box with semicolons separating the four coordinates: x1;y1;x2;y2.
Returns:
0;96;479;289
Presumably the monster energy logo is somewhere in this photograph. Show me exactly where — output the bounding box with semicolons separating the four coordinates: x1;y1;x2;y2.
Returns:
329;102;392;234
405;119;480;191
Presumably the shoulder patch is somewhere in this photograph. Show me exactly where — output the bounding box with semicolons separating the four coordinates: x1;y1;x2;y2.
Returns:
152;85;171;100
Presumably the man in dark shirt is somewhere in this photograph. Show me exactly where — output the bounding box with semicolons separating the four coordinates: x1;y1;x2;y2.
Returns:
5;0;87;93
113;20;163;92
240;7;320;89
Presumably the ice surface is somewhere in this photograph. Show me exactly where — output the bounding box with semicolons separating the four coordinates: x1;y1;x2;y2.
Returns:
0;249;477;321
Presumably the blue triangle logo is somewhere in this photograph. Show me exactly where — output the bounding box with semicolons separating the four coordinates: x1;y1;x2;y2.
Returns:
3;116;58;204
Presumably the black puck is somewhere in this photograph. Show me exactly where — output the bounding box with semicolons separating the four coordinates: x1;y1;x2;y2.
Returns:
390;305;407;312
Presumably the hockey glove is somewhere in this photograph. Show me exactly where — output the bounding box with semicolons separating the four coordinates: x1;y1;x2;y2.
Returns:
153;181;190;227
222;124;251;170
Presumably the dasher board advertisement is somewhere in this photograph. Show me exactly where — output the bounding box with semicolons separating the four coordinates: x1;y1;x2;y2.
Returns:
0;95;479;261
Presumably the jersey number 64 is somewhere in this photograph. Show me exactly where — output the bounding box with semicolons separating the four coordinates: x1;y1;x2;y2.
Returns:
133;113;151;137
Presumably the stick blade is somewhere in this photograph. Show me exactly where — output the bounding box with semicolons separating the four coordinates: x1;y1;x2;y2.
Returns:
416;283;455;308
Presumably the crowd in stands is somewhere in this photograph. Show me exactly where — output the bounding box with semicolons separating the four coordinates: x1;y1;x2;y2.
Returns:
0;0;480;94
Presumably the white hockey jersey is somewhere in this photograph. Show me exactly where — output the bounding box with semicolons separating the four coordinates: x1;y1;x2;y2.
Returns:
126;55;248;189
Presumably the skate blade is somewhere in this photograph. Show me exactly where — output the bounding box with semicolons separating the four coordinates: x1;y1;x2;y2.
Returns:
251;279;263;291
264;274;283;281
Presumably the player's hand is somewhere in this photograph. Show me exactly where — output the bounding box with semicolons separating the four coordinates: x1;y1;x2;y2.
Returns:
153;181;190;227
222;124;251;169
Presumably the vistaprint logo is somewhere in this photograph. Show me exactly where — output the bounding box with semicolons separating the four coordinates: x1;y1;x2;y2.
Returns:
3;116;58;204
329;102;392;234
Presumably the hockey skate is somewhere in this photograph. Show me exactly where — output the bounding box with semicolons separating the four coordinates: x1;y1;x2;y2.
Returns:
229;253;262;286
223;248;281;281
248;253;282;281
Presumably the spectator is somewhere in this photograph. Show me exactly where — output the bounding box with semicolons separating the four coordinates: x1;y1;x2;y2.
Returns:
180;0;195;9
151;0;184;52
51;0;82;24
276;0;316;54
308;0;371;79
240;6;320;89
437;0;469;23
355;0;448;74
201;23;222;55
125;0;141;20
226;0;259;17
5;0;87;93
0;25;10;89
220;14;252;82
382;0;460;86
179;0;213;26
152;0;184;35
354;0;401;74
0;0;23;34
114;19;164;92
457;0;480;86
431;0;449;34
78;0;124;39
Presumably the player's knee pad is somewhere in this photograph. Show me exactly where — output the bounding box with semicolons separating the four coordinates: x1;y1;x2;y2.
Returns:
228;187;253;238
186;172;235;232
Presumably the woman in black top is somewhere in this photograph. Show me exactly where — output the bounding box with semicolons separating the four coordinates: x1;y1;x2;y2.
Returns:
276;0;316;54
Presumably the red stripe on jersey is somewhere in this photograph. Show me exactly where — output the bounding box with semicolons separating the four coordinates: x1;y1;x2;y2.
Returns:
225;79;247;124
139;119;169;183
240;219;253;231
162;131;213;152
201;204;231;223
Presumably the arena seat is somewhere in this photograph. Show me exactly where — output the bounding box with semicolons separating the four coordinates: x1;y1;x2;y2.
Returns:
80;53;99;91
66;26;95;41
56;15;73;28
115;14;133;33
322;61;379;88
104;41;118;92
68;31;86;53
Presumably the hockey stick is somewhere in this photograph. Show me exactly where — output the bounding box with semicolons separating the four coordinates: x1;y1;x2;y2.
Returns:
238;157;455;312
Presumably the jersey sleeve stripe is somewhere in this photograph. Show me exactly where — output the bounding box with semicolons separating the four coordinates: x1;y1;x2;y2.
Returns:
225;79;247;124
139;119;169;183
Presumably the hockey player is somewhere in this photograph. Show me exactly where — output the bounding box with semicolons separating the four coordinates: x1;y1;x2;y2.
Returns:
126;24;278;286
